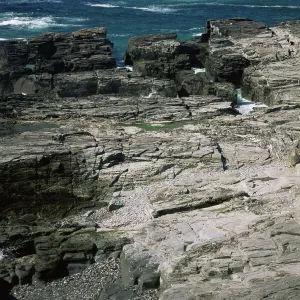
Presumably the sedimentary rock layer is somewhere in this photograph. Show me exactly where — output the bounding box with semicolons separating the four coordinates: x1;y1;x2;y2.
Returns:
0;20;299;300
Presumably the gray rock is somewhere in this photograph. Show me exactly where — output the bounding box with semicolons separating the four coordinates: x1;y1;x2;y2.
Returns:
124;33;207;79
99;282;135;300
287;140;300;167
15;261;35;285
108;199;125;211
0;20;300;300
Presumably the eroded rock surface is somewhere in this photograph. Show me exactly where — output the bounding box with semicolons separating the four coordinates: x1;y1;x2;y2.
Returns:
0;20;299;300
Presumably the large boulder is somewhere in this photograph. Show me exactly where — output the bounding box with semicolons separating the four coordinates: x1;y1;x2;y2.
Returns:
124;33;208;79
0;28;116;96
28;27;115;74
124;33;178;64
204;18;267;86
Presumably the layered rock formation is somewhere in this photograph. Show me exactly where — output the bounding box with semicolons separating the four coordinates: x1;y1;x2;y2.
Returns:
0;19;300;300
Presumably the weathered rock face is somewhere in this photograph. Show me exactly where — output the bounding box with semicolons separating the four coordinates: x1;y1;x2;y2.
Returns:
28;28;115;73
205;18;300;106
287;140;300;167
124;33;207;79
207;18;267;39
0;21;300;300
0;27;116;96
0;220;132;285
204;18;267;85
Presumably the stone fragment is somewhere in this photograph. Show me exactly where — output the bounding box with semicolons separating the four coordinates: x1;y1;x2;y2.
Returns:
287;140;300;167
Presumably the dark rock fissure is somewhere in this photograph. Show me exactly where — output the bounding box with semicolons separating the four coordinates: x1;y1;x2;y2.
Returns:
153;191;249;218
216;143;229;171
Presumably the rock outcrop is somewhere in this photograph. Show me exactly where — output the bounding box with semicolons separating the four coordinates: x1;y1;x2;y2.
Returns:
0;27;115;96
124;33;206;79
0;20;300;300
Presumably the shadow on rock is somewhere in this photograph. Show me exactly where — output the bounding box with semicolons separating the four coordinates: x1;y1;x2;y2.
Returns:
0;278;17;300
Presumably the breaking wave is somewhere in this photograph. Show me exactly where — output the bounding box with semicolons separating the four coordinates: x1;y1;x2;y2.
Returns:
0;15;85;29
3;0;62;3
129;6;177;13
196;2;300;9
0;16;57;29
85;3;177;13
85;3;120;8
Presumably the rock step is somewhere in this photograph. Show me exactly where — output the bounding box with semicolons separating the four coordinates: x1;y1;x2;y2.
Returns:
9;69;179;98
0;93;231;123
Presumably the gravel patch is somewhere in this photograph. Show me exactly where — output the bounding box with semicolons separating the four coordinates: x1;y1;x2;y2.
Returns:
56;161;287;230
12;258;158;300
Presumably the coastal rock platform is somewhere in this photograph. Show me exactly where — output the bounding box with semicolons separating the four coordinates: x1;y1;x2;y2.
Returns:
0;20;299;300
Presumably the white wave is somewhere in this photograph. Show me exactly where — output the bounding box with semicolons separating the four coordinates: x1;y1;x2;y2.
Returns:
129;6;177;13
234;89;267;115
85;2;176;13
7;0;62;3
0;38;7;41
117;65;133;72
234;100;268;115
109;33;130;37
0;16;71;29
188;27;203;31
59;17;88;22
192;32;202;37
125;65;133;72
86;3;120;8
202;2;300;9
168;2;300;10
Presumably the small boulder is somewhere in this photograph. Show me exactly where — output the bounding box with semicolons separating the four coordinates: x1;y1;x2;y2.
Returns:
287;140;300;167
108;199;125;211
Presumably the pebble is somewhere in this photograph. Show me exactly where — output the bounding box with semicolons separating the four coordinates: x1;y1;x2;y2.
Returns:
12;258;158;300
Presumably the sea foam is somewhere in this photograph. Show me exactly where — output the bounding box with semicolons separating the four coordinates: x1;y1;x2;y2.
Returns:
192;68;206;74
234;89;268;115
86;3;176;13
0;16;81;29
129;6;177;13
8;0;62;3
202;2;300;9
86;3;120;8
0;16;55;29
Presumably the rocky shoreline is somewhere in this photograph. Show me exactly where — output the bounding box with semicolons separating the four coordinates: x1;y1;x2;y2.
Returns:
0;18;300;299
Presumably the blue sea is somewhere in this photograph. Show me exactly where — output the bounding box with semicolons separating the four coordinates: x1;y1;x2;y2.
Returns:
0;0;300;63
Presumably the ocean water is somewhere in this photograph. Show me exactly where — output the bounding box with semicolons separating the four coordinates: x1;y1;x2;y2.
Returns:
0;0;300;63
